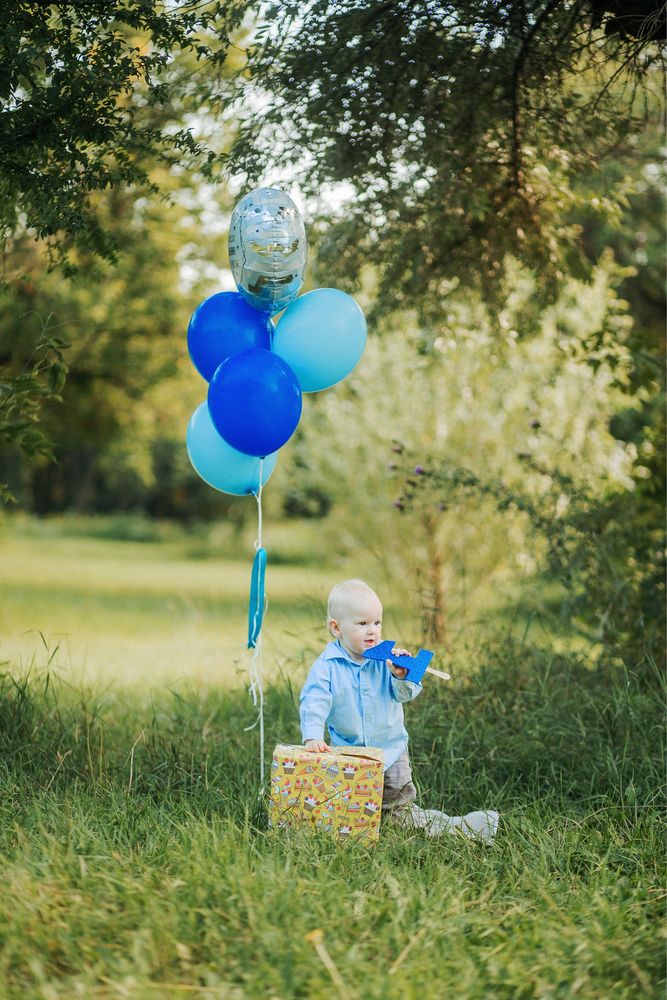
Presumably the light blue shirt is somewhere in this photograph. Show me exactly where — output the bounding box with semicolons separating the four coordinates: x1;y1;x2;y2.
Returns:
299;640;422;770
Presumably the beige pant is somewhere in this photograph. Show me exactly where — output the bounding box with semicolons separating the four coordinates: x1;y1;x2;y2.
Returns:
382;750;499;842
382;750;418;814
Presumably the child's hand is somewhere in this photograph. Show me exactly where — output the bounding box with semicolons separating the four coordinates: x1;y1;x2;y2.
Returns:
304;739;330;752
388;647;411;679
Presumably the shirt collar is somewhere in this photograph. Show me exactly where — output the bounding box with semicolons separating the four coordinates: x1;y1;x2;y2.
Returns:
322;639;366;666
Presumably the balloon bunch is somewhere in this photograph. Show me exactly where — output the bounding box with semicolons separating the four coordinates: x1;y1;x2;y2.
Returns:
185;188;366;783
186;187;367;497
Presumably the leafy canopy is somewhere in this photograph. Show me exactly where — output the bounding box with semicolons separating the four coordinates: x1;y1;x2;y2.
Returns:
229;0;665;314
0;1;241;269
0;2;241;484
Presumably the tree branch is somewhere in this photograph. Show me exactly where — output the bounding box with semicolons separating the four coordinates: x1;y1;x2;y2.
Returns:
510;0;567;194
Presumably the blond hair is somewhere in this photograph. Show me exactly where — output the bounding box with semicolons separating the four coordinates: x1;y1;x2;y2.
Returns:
327;579;379;624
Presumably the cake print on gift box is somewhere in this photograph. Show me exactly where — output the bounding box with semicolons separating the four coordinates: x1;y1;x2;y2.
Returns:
269;744;384;842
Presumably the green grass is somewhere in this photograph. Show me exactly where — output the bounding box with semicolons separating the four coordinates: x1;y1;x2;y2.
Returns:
0;515;664;998
0;645;663;999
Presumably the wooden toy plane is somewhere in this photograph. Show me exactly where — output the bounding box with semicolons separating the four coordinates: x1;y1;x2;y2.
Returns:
364;641;451;683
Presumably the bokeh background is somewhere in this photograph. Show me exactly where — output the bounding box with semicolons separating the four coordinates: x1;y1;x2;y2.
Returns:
0;4;664;998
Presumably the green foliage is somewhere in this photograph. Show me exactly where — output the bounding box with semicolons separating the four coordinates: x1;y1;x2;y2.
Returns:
0;327;68;500
0;150;237;513
0;643;663;997
0;2;238;265
0;2;244;494
228;4;664;666
394;458;665;663
229;0;665;314
278;259;645;643
0;514;662;993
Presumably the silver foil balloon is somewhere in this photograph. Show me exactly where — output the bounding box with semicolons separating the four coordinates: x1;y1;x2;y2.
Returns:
228;187;307;316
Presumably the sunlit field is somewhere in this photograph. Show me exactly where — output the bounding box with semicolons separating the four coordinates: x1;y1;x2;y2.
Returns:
0;516;363;690
0;514;570;693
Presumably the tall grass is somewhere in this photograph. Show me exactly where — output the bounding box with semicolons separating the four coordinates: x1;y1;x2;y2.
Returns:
0;636;663;999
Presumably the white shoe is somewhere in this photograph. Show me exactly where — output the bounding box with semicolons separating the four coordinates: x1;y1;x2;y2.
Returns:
396;805;499;842
450;809;499;843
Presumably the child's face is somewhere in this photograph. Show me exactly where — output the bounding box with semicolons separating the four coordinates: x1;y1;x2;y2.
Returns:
329;592;383;661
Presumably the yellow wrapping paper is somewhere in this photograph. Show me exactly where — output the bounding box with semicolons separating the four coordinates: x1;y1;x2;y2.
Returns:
269;744;384;842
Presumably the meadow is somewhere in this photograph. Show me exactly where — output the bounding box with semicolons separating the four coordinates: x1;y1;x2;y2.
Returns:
0;514;355;690
0;516;664;999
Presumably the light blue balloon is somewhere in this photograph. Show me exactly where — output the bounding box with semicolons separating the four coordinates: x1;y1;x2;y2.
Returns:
186;403;277;495
272;288;367;392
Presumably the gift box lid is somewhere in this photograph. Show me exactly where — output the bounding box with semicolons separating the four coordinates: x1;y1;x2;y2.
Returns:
273;744;384;767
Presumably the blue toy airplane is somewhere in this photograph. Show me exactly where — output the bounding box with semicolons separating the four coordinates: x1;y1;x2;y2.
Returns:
364;641;450;683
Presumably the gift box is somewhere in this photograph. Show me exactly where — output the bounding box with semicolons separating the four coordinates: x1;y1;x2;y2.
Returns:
269;744;384;842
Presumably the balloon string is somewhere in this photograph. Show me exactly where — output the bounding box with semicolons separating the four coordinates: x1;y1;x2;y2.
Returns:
244;634;265;789
254;459;264;551
246;463;265;790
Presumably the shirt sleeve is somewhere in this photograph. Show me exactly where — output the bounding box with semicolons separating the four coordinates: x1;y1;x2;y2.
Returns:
390;676;422;703
300;657;333;742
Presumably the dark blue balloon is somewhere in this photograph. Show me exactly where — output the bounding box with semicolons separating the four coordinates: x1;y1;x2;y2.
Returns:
187;291;272;382
208;349;302;457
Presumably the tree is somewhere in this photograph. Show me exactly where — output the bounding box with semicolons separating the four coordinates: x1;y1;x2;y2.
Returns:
227;0;664;663
228;0;665;315
278;258;640;644
0;1;241;489
0;2;238;266
0;166;229;513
